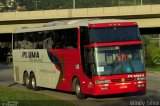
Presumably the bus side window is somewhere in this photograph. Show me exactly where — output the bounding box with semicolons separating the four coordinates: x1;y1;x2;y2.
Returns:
15;33;25;49
35;31;43;49
43;31;53;49
80;27;89;46
53;28;78;49
24;33;35;49
54;30;66;49
66;28;78;48
51;31;56;48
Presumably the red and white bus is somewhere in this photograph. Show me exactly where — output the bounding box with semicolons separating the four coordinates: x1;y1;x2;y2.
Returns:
12;19;146;99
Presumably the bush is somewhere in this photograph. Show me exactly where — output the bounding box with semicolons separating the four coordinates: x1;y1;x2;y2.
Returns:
142;36;160;67
145;46;160;67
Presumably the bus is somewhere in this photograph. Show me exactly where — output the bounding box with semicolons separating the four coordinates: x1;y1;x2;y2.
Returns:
12;19;146;99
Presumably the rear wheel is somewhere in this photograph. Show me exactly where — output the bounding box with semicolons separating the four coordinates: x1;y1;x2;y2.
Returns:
23;72;30;89
73;78;86;99
30;73;40;91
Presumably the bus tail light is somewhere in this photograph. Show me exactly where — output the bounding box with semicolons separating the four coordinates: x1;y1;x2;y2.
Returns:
95;79;111;84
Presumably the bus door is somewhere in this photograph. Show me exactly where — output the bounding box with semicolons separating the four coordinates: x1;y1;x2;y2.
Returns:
80;27;94;95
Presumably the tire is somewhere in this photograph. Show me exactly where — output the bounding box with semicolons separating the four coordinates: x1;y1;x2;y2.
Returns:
73;78;86;99
30;73;40;91
72;78;77;92
23;72;31;89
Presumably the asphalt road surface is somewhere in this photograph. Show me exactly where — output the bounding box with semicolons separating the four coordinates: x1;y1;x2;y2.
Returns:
0;64;160;106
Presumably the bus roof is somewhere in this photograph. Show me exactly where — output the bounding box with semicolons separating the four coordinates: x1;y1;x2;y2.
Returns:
13;19;136;34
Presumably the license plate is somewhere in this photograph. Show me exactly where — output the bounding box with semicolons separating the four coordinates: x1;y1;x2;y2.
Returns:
119;85;128;89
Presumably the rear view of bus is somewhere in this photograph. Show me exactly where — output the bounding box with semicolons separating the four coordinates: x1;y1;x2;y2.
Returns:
79;20;146;98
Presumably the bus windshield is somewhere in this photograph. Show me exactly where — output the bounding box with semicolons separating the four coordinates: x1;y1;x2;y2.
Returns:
93;45;145;75
89;26;140;43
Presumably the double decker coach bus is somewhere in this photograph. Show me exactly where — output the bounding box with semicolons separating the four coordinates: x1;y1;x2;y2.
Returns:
12;19;146;99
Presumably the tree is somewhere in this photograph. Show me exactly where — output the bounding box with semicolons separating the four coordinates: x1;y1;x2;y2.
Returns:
0;42;11;62
1;0;160;11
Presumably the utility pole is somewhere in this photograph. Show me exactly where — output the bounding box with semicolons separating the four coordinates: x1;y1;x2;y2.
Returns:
73;0;75;9
141;0;143;5
33;0;41;10
134;0;136;6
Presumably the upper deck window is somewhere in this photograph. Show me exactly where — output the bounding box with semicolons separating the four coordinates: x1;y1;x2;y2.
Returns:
89;26;140;43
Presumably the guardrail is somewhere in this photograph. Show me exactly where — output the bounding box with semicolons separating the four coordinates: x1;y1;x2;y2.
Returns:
0;4;160;21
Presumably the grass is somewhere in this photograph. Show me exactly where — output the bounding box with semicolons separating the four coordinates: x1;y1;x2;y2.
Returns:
146;65;160;72
0;85;77;106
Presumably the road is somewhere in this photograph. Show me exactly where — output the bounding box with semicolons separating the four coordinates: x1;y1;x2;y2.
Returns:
0;64;160;106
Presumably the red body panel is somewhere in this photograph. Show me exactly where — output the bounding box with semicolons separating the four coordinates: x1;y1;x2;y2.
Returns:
89;22;137;28
85;41;141;48
49;49;93;94
49;49;80;91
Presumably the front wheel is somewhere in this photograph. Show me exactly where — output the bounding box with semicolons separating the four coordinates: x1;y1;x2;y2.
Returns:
74;78;86;99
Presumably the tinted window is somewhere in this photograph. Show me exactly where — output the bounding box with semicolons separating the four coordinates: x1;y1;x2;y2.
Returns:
13;31;44;49
43;31;54;49
90;26;140;43
13;28;78;49
53;28;78;49
80;27;89;46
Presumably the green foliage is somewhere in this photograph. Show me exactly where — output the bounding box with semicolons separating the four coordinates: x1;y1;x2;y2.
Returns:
0;42;11;48
143;0;160;5
147;66;160;72
1;0;160;11
142;35;160;68
5;0;160;11
145;46;160;67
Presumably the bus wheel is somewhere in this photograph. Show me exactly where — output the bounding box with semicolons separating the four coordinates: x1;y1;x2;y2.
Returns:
74;78;86;99
23;72;30;89
30;73;39;91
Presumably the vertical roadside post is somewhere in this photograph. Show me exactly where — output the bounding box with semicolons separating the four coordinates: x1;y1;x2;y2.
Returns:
73;0;75;9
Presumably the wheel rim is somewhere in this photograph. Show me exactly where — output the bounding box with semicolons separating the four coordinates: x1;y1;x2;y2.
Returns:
31;77;36;88
26;77;29;86
75;83;80;95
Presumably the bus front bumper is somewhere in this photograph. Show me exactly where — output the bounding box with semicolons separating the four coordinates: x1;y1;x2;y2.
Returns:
93;81;146;96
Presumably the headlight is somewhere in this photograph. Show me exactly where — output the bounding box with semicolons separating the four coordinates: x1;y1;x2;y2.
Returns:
95;79;111;84
136;77;146;81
